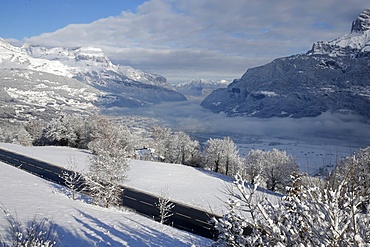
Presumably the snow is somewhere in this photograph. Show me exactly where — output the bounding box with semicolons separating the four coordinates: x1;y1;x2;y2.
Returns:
0;40;73;78
0;142;298;245
257;91;278;97
2;39;173;90
0;143;251;215
0;163;212;246
334;32;369;50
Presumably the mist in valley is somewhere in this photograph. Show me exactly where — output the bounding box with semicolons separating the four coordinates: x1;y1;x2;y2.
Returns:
106;100;370;147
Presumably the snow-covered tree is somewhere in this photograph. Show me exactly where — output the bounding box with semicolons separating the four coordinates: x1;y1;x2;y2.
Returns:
167;131;200;165
150;126;200;165
214;173;370;246
242;148;297;192
203;137;241;176
12;127;33;146
263;149;298;192
59;157;85;200
0;125;32;146
87;117;130;208
156;189;175;224
24;119;46;146
151;126;172;161
88;148;129;208
329;146;370;207
241;149;265;185
44;114;86;148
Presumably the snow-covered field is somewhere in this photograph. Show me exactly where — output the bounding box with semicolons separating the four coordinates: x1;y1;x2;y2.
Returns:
0;162;212;246
0;143;239;215
0;143;276;246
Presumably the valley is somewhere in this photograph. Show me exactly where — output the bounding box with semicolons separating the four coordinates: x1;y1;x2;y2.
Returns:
1;5;370;246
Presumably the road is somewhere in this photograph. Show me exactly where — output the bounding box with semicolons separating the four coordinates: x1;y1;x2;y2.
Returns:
122;185;219;239
0;147;220;240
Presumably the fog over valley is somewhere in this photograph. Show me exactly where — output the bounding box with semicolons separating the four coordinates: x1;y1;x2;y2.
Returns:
107;100;370;146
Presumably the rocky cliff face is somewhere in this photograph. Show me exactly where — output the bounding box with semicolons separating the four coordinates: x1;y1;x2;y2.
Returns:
201;9;370;118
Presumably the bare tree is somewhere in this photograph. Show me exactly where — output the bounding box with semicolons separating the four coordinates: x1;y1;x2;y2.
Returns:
59;157;85;200
156;189;175;224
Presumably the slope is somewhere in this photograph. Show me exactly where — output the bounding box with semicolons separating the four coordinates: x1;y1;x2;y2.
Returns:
0;162;212;246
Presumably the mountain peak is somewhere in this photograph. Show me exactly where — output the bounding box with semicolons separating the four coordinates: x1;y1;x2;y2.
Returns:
351;9;370;33
308;9;370;56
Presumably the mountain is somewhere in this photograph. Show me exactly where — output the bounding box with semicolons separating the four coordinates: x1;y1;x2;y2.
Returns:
0;39;186;121
0;38;101;120
174;79;229;98
21;45;176;90
201;9;370;119
0;68;100;121
20;44;186;107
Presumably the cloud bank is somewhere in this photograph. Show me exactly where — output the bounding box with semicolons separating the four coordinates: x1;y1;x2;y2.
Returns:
24;0;370;83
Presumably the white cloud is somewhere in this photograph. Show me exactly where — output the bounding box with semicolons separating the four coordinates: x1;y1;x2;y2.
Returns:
24;0;370;83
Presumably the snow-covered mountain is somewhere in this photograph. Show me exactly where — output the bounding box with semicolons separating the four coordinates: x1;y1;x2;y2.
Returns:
174;79;229;98
201;9;370;118
309;9;370;56
0;38;73;77
0;39;186;120
0;69;100;121
21;44;175;90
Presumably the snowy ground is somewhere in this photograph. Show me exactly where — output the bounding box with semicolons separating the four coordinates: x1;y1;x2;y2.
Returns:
0;162;213;246
0;143;277;215
0;143;275;246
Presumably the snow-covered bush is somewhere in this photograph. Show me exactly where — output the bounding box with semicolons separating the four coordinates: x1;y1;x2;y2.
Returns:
213;173;370;246
0;207;58;247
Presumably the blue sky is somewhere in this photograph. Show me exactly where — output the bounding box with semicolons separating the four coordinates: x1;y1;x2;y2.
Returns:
1;0;369;83
1;0;145;39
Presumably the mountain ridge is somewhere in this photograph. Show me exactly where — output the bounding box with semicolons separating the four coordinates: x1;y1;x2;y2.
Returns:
0;39;186;120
